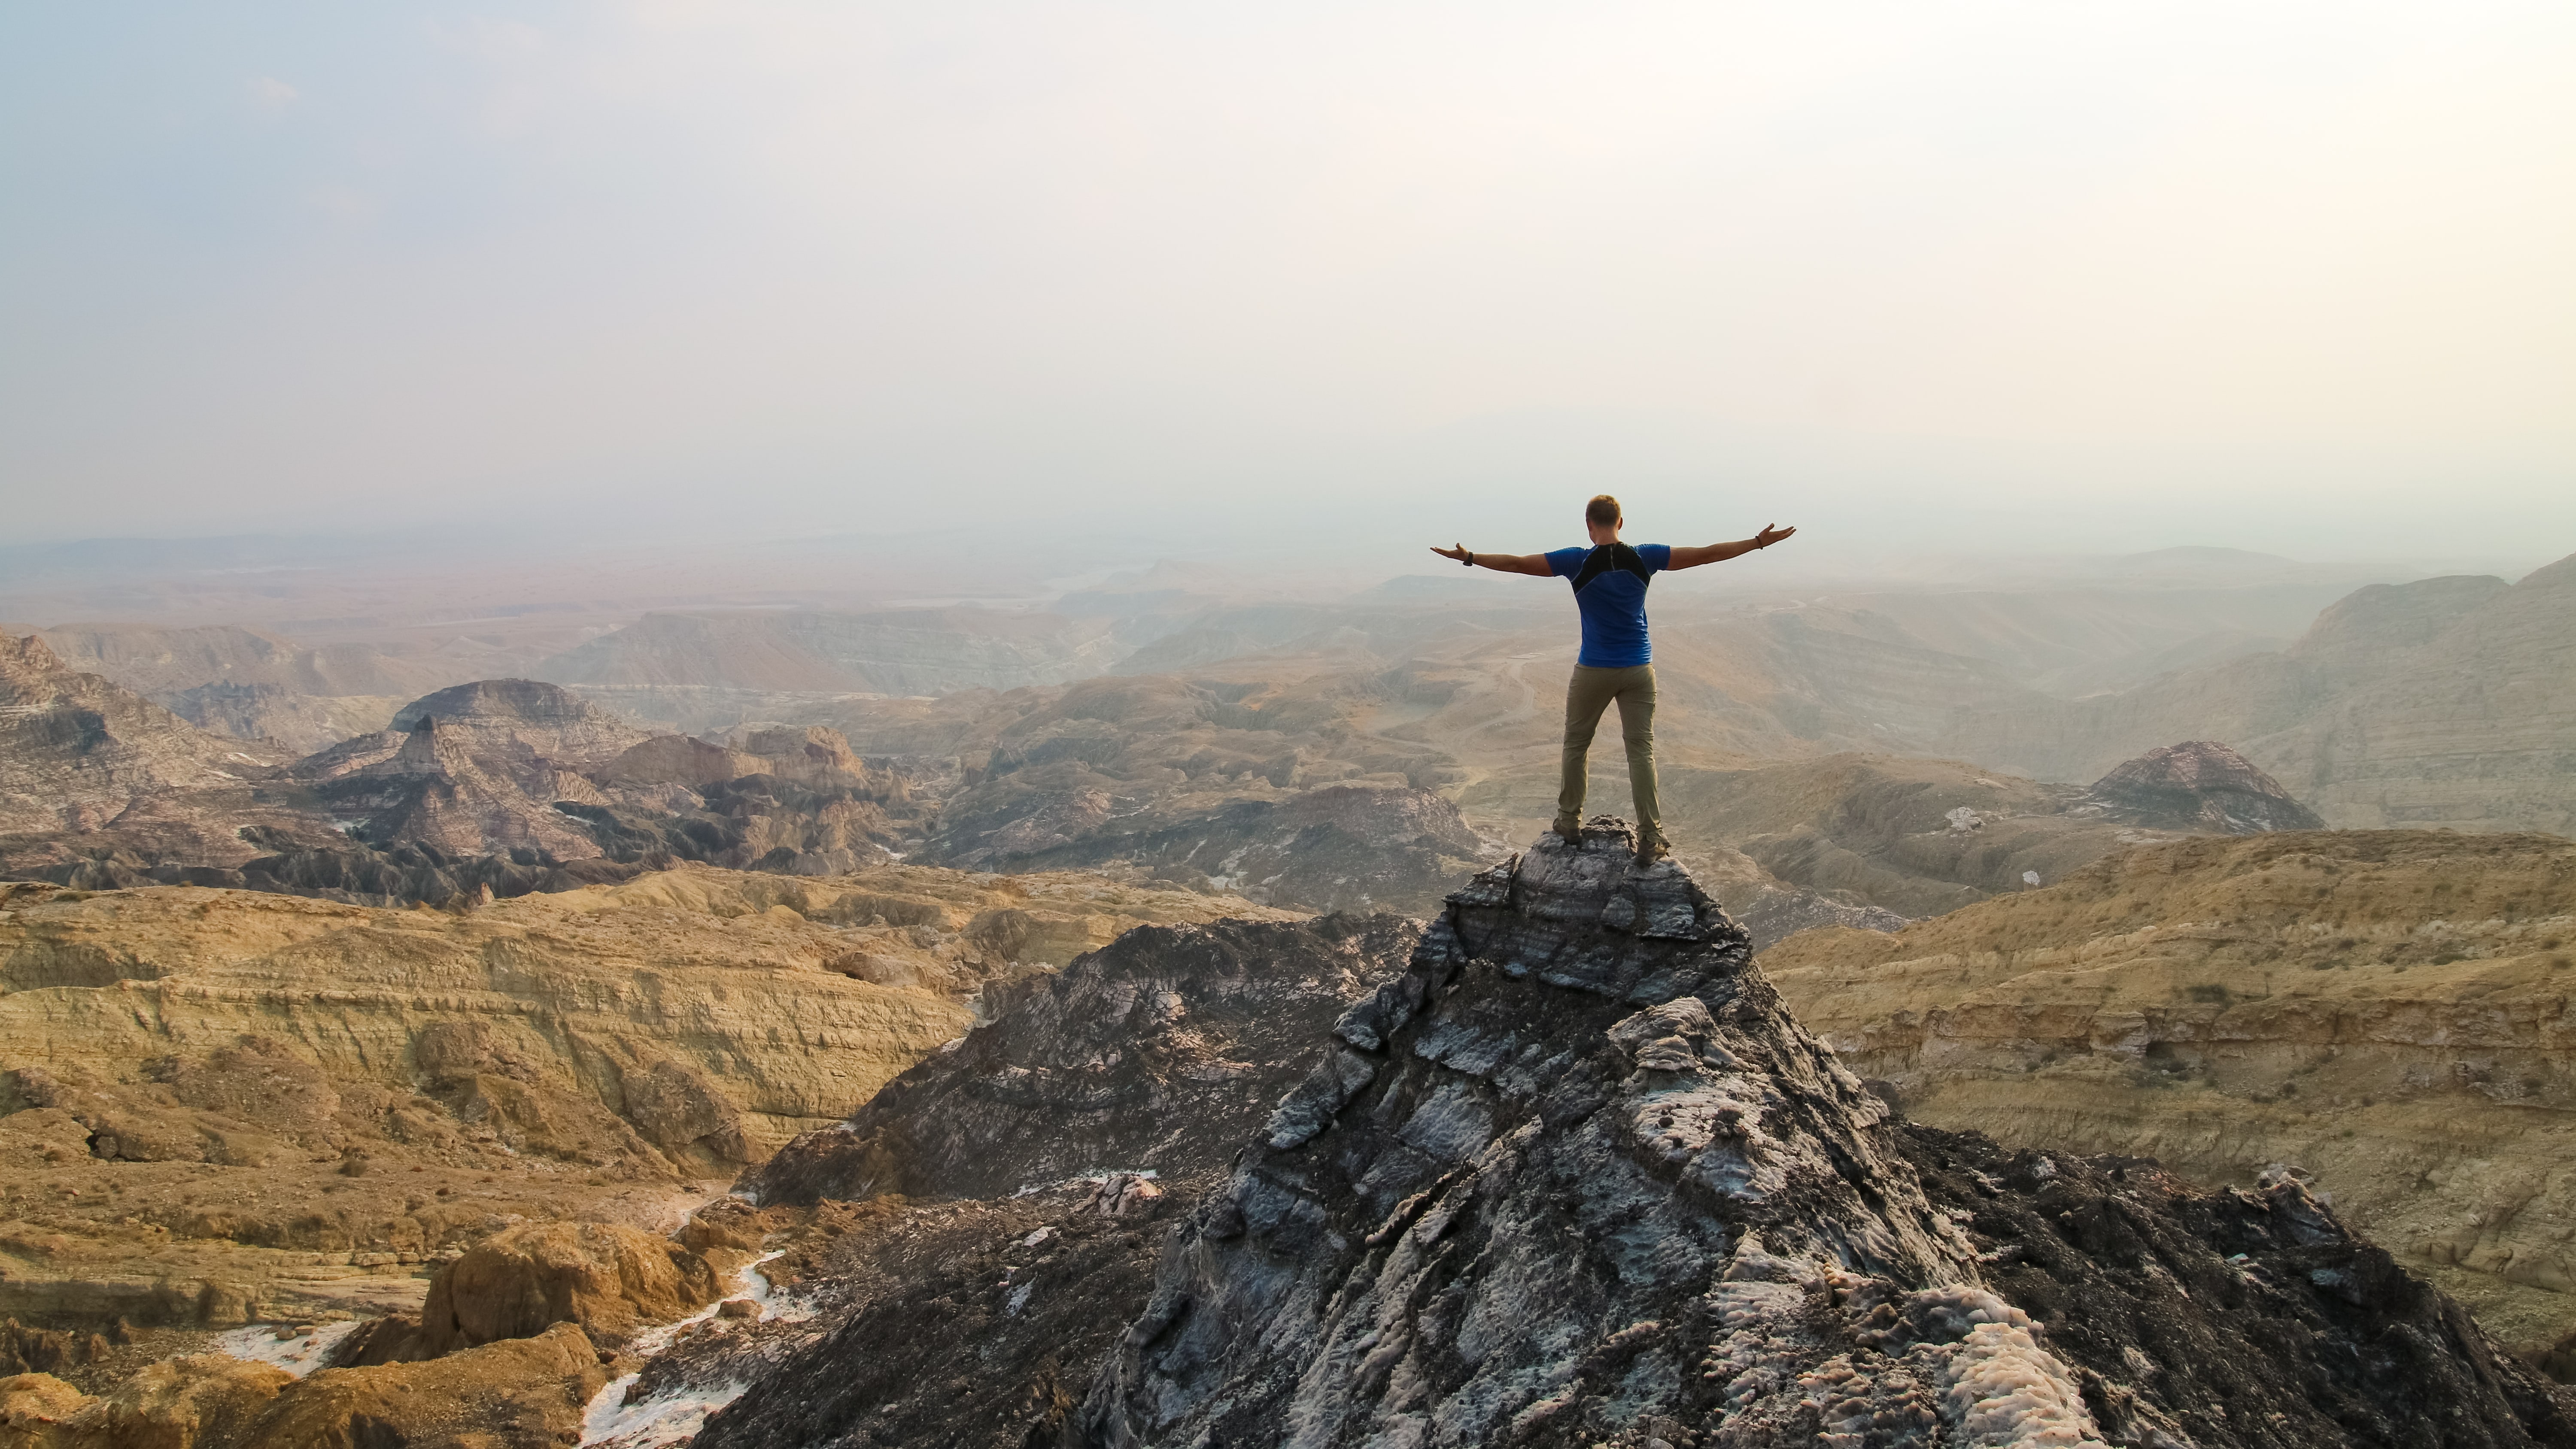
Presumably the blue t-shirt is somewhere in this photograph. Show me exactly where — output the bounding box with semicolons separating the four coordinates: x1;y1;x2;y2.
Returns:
1545;543;1670;668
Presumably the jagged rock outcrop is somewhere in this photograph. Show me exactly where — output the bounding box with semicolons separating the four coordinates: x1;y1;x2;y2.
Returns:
690;1185;1187;1449
311;714;609;860
747;913;1419;1208
1074;822;2576;1448
2084;740;2324;834
0;637;282;837
386;679;651;786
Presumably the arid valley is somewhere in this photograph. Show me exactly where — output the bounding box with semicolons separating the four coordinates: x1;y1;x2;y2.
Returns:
0;535;2572;1447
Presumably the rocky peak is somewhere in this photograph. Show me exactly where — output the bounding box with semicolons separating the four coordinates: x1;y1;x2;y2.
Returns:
315;709;608;862
0;634;282;836
1085;819;2005;1446
1078;819;2574;1449
375;714;476;781
386;678;649;785
0;632;72;697
2088;739;2325;834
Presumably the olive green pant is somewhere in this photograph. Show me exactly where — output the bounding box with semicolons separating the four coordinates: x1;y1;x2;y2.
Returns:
1557;664;1661;845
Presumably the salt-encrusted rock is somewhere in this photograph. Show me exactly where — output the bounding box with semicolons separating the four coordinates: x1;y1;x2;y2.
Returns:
1081;818;2576;1449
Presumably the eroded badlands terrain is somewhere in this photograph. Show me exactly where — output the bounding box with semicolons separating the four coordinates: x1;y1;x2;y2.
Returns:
0;545;2571;1446
0;864;1278;1397
690;826;2575;1448
1765;828;2576;1367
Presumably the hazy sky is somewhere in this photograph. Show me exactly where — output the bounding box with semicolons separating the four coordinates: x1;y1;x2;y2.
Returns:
5;2;2572;562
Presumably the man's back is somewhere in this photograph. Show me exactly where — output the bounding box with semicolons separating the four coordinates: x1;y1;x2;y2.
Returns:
1543;542;1671;669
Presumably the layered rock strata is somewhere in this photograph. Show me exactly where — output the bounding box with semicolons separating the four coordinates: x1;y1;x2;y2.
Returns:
0;864;1288;1331
0;637;283;838
1763;827;2576;1369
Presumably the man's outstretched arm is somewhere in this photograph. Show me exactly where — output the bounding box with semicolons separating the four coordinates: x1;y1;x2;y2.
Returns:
1429;544;1554;576
1667;524;1795;571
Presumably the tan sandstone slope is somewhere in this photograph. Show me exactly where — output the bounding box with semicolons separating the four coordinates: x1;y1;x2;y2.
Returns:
0;863;1290;1331
1762;828;2576;1364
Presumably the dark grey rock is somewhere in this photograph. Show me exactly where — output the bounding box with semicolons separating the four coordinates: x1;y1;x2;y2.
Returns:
1078;818;2576;1449
742;913;1418;1208
2086;740;2327;835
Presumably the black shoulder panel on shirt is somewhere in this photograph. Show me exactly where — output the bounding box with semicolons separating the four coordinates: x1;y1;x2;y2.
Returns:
1569;543;1656;594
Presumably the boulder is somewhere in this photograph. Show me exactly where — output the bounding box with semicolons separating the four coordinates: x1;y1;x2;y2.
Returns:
412;1221;719;1356
0;1323;607;1449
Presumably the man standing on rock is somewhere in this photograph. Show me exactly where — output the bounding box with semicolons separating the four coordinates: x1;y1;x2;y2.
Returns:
1433;495;1794;866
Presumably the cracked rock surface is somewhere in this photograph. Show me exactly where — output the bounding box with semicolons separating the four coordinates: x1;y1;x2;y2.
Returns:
1082;819;2576;1449
744;912;1418;1209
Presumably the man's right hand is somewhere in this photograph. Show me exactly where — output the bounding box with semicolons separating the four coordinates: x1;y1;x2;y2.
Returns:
1432;545;1554;576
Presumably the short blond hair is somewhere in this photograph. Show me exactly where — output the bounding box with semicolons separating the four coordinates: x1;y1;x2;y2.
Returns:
1585;494;1621;528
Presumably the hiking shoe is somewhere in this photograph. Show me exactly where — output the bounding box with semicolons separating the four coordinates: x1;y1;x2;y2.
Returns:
1634;836;1671;868
1550;816;1583;844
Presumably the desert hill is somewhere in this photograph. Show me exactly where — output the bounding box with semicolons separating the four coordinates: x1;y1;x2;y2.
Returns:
1652;742;2319;922
1939;553;2576;834
1761;827;2576;1367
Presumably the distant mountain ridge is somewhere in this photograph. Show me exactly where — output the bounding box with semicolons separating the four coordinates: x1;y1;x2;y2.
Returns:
1937;552;2576;834
534;608;1129;694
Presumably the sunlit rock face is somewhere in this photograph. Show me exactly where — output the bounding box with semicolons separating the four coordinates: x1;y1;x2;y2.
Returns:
0;634;282;839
